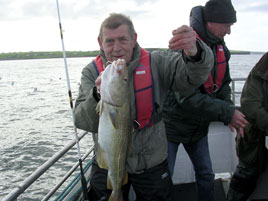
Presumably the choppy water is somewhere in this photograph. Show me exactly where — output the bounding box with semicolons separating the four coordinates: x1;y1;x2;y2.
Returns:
0;54;264;200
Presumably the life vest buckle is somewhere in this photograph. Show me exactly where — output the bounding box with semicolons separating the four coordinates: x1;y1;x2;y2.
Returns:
213;84;219;92
133;120;141;130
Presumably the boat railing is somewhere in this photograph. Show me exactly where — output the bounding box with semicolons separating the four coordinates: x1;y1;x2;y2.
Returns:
2;131;93;201
41;145;94;201
2;77;247;201
231;77;247;106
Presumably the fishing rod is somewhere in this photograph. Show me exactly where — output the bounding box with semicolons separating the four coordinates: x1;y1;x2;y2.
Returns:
55;1;89;200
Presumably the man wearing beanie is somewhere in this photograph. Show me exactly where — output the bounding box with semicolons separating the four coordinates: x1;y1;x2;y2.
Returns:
162;0;248;201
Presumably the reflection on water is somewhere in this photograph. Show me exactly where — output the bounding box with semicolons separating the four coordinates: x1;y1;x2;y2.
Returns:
229;54;263;106
0;57;94;200
0;54;264;200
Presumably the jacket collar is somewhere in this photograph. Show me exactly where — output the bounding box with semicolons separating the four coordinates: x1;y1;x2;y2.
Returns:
252;52;268;79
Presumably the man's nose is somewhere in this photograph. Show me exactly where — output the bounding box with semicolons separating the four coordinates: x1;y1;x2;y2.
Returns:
113;40;121;51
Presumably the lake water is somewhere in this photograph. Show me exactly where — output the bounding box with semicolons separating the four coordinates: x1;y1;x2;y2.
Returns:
0;54;264;200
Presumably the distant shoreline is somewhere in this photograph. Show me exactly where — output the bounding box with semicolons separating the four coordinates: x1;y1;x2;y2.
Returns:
0;49;264;61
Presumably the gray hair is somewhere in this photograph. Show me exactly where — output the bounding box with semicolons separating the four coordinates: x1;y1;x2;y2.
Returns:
99;13;136;41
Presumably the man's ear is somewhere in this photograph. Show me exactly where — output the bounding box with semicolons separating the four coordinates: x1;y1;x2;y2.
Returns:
206;22;213;30
98;37;103;50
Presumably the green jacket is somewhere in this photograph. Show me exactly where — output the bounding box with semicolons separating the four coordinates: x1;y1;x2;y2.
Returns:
236;52;268;172
162;6;235;144
74;42;213;174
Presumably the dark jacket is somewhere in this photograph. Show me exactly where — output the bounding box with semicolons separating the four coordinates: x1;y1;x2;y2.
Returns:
162;6;235;144
236;52;268;172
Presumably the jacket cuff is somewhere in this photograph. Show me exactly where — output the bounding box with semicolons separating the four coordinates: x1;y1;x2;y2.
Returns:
223;105;236;125
182;39;202;62
92;86;100;102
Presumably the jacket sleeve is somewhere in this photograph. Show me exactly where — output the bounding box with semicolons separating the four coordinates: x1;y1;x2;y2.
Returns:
74;64;99;133
241;72;268;136
172;39;214;92
174;87;235;124
151;39;214;93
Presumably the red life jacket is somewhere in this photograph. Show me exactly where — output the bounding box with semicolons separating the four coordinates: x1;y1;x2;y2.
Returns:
204;45;227;94
197;35;227;94
93;48;154;129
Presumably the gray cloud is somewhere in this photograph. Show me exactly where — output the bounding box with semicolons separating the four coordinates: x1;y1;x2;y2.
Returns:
234;0;268;13
131;0;155;5
0;0;57;20
0;0;158;21
22;1;57;18
0;0;13;20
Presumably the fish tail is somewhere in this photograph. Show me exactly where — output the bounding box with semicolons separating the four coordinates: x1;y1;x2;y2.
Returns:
122;172;128;185
108;191;123;201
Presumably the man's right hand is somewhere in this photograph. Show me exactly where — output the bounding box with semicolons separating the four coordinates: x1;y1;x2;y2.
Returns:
95;72;102;93
228;109;248;137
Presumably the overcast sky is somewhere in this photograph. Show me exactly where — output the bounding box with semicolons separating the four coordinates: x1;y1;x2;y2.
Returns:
0;0;267;53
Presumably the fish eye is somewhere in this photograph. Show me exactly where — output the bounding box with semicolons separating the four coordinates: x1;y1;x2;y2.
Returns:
123;77;128;83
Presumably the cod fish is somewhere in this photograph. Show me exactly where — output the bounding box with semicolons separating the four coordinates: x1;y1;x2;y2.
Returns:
96;58;132;201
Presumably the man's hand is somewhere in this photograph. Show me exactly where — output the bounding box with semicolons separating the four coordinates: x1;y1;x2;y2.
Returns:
228;124;245;138
228;109;248;137
95;72;102;93
169;25;197;56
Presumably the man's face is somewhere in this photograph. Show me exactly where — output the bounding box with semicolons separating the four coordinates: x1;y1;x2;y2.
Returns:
98;24;137;64
207;22;233;39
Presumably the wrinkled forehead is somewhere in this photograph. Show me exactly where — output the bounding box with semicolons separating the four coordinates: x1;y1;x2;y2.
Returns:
101;25;132;40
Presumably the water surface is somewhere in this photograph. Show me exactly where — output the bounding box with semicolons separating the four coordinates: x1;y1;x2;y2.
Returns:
0;54;264;200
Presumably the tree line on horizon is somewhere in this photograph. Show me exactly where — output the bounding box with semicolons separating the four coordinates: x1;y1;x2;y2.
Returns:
0;49;253;61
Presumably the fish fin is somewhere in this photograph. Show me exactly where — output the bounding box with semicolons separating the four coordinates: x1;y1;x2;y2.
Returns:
107;173;128;189
96;102;99;113
109;111;118;129
107;176;113;189
108;191;123;201
122;172;128;185
96;145;109;170
96;100;101;115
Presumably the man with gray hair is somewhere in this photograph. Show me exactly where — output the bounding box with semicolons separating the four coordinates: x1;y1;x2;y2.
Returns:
74;13;213;201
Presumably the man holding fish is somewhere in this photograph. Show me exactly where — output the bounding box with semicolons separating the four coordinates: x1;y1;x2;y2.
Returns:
74;13;214;201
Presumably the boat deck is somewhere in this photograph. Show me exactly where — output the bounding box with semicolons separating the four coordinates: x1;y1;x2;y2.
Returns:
86;178;227;201
174;179;227;201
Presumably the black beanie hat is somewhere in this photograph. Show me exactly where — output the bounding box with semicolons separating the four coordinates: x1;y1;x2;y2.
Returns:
203;0;237;23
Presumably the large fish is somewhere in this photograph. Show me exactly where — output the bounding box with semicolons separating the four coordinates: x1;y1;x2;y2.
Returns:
96;58;132;201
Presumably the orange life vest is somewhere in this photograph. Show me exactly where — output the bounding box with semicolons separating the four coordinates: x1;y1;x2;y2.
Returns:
197;35;227;94
93;48;154;129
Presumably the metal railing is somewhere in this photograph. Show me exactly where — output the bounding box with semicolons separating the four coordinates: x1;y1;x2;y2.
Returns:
231;78;246;106
42;146;94;201
2;78;247;201
2;131;92;201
